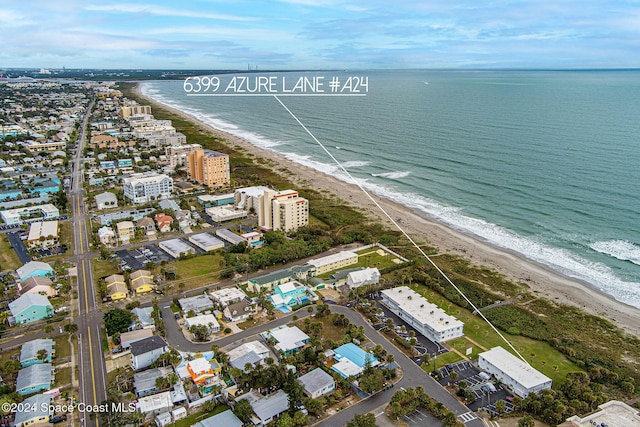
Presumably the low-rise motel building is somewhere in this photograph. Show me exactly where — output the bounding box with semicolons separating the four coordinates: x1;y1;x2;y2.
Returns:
478;346;552;398
380;286;464;343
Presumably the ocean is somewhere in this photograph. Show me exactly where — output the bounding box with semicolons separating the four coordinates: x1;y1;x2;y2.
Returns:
141;70;640;309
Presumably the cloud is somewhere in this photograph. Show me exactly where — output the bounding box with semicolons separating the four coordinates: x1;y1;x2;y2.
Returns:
85;3;260;21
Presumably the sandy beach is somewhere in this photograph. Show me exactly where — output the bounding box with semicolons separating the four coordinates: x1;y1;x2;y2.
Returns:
134;85;640;336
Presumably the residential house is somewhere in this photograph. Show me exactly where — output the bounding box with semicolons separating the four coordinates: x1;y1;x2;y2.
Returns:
179;294;214;314
174;210;193;230
16;261;53;282
20;338;55;367
236;390;289;427
95;192;118;210
228;341;271;372
121;328;154;350
186;358;221;387
223;300;254;322
13;394;53;427
130;306;155;330
97;226;116;246
136;217;156;236
246;264;313;294
298;368;335;399
16;363;54;395
131;335;168;370
261;325;310;355
331;343;380;379
18;276;57;297
346;267;381;290
210;287;247;306
269;281;309;311
105;274;128;301
184;314;220;334
154;213;173;233
192;410;242;427
134;366;173;397
116;220;135;244
9;294;54;325
130;269;154;294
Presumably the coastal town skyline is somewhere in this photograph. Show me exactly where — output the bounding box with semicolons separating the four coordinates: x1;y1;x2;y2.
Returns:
2;0;640;70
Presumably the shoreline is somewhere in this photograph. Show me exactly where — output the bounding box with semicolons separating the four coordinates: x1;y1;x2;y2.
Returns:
133;83;640;336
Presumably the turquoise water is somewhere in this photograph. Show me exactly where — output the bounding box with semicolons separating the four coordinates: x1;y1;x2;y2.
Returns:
141;70;640;309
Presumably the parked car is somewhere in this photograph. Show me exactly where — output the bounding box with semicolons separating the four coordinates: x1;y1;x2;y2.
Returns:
50;415;67;424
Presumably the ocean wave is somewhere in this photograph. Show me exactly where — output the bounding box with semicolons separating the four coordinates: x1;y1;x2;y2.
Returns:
372;171;411;179
342;160;371;168
590;240;640;266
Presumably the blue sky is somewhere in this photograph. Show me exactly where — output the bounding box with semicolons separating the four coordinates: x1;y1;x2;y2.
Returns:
1;0;639;69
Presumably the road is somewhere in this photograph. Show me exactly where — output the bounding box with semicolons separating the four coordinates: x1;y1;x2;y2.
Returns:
71;98;107;427
159;303;483;427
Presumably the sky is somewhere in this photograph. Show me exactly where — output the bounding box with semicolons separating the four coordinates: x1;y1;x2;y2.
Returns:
1;0;639;70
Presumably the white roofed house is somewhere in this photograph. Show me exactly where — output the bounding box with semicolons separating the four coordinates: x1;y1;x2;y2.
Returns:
298;368;336;399
185;314;221;335
261;325;310;355
228;341;271;372
26;220;58;248
179;294;214;314
95;191;118;210
97;225;116;246
13;393;53;427
210;287;247;306
236;390;290;427
346;267;381;290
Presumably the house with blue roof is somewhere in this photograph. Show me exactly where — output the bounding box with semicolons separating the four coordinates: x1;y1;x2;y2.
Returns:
9;294;54;325
15;363;54;395
331;343;379;379
29;180;59;196
13;393;52;427
20;338;55;367
16;261;54;282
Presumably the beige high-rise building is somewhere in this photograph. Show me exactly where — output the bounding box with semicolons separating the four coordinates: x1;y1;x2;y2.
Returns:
186;149;230;187
258;189;309;232
165;144;202;168
119;103;152;119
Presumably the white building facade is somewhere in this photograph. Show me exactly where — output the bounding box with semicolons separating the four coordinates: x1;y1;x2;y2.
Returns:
123;172;173;204
380;286;464;342
478;346;552;398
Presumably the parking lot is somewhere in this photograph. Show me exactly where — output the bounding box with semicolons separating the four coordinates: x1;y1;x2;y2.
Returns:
113;240;202;272
437;360;515;414
401;409;443;427
6;231;31;264
373;298;449;358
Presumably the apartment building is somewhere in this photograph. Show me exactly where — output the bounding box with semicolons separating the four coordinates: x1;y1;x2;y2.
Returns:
186;149;230;187
122;172;173;204
258;189;309;232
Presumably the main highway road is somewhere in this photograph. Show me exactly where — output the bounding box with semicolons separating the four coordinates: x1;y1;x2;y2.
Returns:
70;98;107;426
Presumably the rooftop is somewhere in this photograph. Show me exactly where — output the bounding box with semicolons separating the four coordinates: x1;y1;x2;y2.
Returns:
14;394;52;426
333;343;379;368
189;232;224;248
192;410;243;427
16;363;54;391
268;325;309;353
210;287;247;304
179;294;214;313
307;250;358;268
381;286;464;333
130;335;167;356
563;400;640;427
480;346;551;389
298;368;335;395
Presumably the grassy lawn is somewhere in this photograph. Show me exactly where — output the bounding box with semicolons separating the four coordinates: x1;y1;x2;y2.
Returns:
92;258;117;280
409;284;580;385
0;348;20;366
295;314;347;343
54;336;71;360
430;351;465;370
237;317;261;330
56;367;71;387
172;406;229;427
0;234;22;272
173;253;225;277
447;337;483;360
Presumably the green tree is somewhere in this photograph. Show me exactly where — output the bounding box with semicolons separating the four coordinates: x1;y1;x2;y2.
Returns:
36;349;48;361
64;323;78;334
303;398;323;416
233;399;253;423
292;410;308;427
359;369;385;394
495;399;506;414
189;324;210;341
104;308;135;335
518;415;535;427
276;413;294;427
346;413;377;427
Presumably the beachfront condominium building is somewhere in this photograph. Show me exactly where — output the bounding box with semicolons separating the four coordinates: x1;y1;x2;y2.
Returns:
165;144;202;168
186;149;230;187
381;286;464;343
258;189;309;232
120;102;152;119
122;172;173;204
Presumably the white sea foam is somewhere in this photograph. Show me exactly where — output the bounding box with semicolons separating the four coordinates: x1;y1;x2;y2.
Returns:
342;160;371;168
372;171;411;179
590;240;640;266
141;81;640;310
